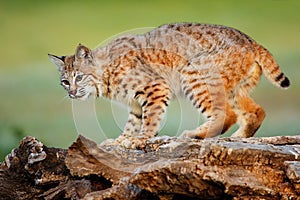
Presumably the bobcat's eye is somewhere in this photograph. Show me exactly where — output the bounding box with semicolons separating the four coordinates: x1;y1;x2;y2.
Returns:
75;75;83;82
61;79;70;87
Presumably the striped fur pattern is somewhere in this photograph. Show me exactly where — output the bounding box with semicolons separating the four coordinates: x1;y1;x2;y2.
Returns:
49;23;290;149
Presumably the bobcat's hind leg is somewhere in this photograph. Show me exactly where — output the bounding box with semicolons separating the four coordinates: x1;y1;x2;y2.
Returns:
180;71;227;139
181;104;228;139
182;101;237;139
231;96;265;138
221;102;237;134
231;62;265;138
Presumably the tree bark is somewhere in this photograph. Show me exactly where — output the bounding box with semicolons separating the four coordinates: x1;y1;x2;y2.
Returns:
0;135;299;199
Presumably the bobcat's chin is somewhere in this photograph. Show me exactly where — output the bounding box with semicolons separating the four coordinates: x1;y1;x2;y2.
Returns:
70;93;90;101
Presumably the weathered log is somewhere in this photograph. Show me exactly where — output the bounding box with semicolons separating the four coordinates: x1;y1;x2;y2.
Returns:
0;135;299;199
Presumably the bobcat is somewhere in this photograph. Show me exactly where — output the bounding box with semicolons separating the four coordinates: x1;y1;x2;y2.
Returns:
49;23;290;149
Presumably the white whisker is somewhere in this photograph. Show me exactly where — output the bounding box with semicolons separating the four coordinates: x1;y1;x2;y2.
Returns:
59;95;70;104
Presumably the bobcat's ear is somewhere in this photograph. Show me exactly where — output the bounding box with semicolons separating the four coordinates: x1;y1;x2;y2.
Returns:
75;44;93;61
48;54;65;72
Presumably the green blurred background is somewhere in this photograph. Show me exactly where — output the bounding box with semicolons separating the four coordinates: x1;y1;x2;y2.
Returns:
0;0;299;160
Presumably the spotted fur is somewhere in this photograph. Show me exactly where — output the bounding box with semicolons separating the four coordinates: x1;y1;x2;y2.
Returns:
49;23;290;148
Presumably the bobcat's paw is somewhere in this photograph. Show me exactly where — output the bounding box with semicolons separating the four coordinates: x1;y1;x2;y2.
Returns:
117;136;148;150
180;129;206;139
100;138;118;146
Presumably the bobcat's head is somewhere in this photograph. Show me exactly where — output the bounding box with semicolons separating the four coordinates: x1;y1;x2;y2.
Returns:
49;44;99;100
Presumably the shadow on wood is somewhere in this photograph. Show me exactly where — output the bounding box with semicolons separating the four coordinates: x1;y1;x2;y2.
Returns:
0;135;300;199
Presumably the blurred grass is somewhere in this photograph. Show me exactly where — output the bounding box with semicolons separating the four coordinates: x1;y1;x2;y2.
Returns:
0;0;299;160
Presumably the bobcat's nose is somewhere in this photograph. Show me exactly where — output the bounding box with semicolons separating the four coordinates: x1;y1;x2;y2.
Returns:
69;89;77;98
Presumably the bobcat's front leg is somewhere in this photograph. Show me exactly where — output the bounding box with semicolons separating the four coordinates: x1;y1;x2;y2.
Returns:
120;83;171;149
116;101;142;142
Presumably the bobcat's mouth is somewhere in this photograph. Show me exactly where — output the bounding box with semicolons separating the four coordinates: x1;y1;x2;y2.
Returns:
69;93;89;101
71;88;96;101
68;91;86;99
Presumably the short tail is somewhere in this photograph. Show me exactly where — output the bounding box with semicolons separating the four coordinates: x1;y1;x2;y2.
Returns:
255;45;290;89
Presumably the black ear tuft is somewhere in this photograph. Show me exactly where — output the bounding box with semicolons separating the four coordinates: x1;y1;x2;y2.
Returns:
48;54;65;61
48;54;65;72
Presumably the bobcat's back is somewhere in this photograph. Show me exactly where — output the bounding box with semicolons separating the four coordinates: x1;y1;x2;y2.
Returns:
102;23;289;93
159;23;290;89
